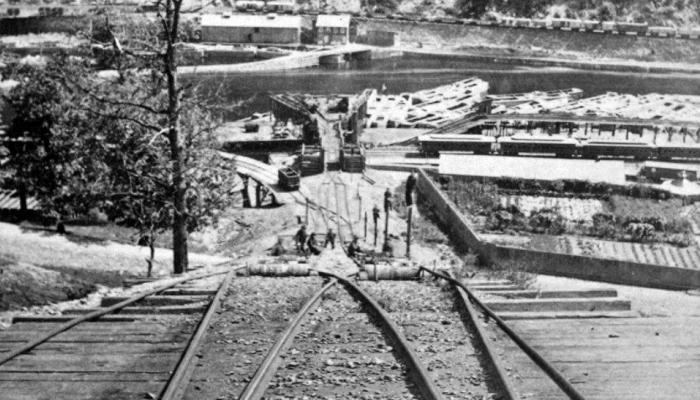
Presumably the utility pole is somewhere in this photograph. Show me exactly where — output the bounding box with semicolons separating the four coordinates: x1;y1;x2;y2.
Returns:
372;204;380;247
406;206;412;258
364;211;367;239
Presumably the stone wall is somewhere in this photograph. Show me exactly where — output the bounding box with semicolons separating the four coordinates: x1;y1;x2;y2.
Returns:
416;168;700;290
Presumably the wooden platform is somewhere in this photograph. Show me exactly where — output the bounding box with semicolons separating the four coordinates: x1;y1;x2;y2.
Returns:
489;316;700;399
0;319;194;400
469;278;700;399
0;277;220;399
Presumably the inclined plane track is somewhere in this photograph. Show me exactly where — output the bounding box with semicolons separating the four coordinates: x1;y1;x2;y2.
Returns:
0;174;594;400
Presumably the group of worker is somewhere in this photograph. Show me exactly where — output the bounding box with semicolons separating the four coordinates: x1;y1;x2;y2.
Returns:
270;225;337;257
268;171;419;259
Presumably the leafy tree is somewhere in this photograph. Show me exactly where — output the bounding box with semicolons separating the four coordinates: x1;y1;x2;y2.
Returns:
2;60;96;222
4;41;237;276
455;0;489;18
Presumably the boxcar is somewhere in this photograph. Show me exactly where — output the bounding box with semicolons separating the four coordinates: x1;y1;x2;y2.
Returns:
419;134;495;157
580;141;656;160
678;28;700;39
648;26;676;37
531;19;547;29
616;22;648;35
601;21;616;32
657;143;700;160
498;136;578;157
582;20;602;31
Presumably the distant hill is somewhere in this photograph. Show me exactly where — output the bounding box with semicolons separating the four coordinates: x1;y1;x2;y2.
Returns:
316;0;699;28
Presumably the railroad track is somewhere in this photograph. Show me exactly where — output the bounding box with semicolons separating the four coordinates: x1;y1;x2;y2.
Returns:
0;168;651;400
159;266;633;400
0;254;637;399
0;265;242;400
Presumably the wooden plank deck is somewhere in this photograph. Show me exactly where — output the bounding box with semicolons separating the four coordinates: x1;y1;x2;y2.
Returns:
488;316;700;399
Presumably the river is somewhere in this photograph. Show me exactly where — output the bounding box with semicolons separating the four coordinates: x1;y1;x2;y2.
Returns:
188;57;700;119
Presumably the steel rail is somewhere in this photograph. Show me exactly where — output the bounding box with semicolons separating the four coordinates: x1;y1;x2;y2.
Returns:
0;267;238;367
445;271;519;400
237;278;338;400
159;265;247;400
318;270;445;400
420;267;586;400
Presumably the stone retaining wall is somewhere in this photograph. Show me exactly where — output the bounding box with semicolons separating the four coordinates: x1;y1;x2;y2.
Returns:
416;169;700;290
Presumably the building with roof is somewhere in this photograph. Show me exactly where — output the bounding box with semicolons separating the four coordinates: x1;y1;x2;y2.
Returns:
315;14;352;45
201;13;302;45
439;153;627;185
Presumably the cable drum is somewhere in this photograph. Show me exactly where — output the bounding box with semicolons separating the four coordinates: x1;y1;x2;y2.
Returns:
247;263;312;277
360;265;421;280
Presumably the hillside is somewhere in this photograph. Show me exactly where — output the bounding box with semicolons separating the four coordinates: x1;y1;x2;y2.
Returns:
316;0;700;28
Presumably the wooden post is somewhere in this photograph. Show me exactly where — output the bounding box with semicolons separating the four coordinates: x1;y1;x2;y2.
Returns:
305;199;309;226
364;212;367;239
241;176;251;208
382;209;390;252
406;206;412;259
358;195;362;222
374;215;378;246
255;182;261;208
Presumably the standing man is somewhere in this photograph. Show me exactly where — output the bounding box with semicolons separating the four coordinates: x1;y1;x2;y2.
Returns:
324;228;336;249
382;188;392;253
405;171;417;207
294;225;308;254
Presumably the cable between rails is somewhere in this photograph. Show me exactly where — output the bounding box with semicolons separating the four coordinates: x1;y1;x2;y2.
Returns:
160;265;248;400
420;267;587;400
317;270;445;400
445;271;520;400
236;278;338;400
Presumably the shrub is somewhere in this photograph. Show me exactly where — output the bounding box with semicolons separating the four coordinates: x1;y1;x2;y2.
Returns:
528;208;566;235
626;223;656;243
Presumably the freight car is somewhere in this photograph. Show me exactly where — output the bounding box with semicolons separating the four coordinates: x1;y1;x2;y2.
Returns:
616;22;648;35
418;134;495;156
580;140;656;160
498;136;578;157
657;143;700;160
235;0;265;11
648;26;676;37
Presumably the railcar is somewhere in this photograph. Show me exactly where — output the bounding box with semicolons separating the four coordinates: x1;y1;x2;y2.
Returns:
657;143;700;160
678;28;700;39
616;22;648;35
498;136;578;157
235;0;264;11
580;141;656;160
531;19;547;29
418;134;495;157
648;26;676;37
601;21;617;32
582;20;602;31
265;0;295;13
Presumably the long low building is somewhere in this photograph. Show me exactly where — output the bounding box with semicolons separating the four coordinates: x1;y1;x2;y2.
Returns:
439;153;626;185
201;13;302;45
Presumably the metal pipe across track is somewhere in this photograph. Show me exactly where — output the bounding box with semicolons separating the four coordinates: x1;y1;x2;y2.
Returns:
420;267;587;400
236;278;339;400
318;270;445;400
159;265;247;400
0;266;240;368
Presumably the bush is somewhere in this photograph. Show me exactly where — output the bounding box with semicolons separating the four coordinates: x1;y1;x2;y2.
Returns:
626;223;656;243
528;208;566;235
